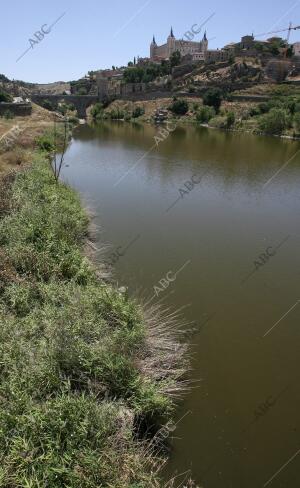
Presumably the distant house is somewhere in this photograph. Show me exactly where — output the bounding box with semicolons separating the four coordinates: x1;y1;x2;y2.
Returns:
293;42;300;57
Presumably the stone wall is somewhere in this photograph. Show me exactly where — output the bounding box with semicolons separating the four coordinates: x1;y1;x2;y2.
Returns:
0;102;32;116
172;63;197;79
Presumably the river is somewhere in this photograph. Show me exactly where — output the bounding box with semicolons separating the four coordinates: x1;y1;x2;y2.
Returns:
61;121;300;488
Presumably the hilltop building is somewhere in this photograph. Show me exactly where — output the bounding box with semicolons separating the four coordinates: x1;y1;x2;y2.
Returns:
150;28;208;62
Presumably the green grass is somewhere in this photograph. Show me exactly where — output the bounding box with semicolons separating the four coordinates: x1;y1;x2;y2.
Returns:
0;154;187;487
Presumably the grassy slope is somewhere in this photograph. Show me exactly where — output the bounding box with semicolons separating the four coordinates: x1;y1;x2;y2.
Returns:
0;104;56;175
0;154;187;487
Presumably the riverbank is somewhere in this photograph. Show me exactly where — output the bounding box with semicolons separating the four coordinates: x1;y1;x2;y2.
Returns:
88;84;300;140
0;103;58;174
0;148;190;486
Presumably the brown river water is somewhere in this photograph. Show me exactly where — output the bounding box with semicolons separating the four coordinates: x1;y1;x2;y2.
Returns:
61;121;300;488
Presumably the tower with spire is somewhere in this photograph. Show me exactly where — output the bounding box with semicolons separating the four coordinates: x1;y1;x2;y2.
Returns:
200;30;208;53
167;26;176;57
150;34;157;59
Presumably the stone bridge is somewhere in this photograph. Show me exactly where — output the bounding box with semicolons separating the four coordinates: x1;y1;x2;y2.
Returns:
31;94;100;118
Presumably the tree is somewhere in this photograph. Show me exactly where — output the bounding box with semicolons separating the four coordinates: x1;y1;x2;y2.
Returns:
132;106;145;118
123;67;144;83
91;102;104;121
196;106;215;123
259;108;290;135
0;90;12;102
161;59;171;75
203;88;223;112
170;99;189;115
0;74;10;83
170;50;181;68
52;116;70;182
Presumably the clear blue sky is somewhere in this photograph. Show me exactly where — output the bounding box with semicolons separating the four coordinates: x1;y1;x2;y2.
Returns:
1;0;300;83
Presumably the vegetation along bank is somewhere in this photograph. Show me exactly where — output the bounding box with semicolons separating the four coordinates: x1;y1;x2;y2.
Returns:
89;83;300;139
0;131;189;487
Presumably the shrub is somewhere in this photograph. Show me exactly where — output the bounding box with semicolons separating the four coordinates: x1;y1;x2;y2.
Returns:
284;98;296;115
169;99;189;115
258;108;290;135
203;88;223;112
226;111;235;128
258;102;269;114
3;110;14;119
36;133;55;152
68;116;79;125
58;102;76;116
225;93;233;102
196;106;215;123
0;89;12;102
170;50;181;67
41;99;55;111
90;102;104;121
294;112;300;132
209;115;227;129
249;106;261;117
109;108;125;120
132;106;145;118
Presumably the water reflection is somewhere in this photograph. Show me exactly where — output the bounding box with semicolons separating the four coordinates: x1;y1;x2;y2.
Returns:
63;122;300;488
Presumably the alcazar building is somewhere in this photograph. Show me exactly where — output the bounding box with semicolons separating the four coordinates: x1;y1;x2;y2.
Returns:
150;27;208;62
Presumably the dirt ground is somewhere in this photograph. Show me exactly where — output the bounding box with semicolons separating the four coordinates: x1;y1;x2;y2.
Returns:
0;103;56;174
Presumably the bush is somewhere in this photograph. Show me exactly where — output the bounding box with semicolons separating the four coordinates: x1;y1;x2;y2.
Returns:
90;102;104;121
170;99;189;115
294;102;300;113
3;110;14;119
132;106;145;118
258;102;269;114
109;108;125;120
68;116;79;125
36;133;55;152
226;111;235;128
209;115;227;129
258;108;290;135
41;99;55;111
0;89;12;102
170;50;181;67
203;88;223;112
196;106;215;123
294;112;300;132
284;98;296;115
249;106;261;117
58;102;76;116
77;87;88;95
